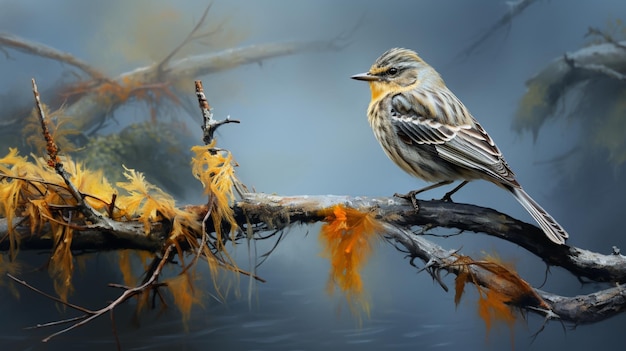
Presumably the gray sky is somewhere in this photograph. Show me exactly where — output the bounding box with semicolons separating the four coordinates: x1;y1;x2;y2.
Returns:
1;1;625;350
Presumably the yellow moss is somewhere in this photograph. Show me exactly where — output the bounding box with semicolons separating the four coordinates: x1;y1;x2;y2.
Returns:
0;149;120;298
22;104;80;156
165;273;203;329
0;146;229;314
0;254;21;298
48;225;74;302
116;166;178;234
190;141;239;243
118;250;136;287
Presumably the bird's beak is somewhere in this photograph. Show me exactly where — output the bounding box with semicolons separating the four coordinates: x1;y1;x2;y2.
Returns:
351;72;380;82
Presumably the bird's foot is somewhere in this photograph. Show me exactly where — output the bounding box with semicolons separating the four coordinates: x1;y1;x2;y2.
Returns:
441;191;455;203
439;180;469;202
394;190;420;211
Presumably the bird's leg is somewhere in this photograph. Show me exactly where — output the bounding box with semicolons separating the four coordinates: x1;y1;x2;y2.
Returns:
394;180;453;210
441;180;469;202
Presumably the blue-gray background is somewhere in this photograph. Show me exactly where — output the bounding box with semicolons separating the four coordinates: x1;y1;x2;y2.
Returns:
1;0;625;350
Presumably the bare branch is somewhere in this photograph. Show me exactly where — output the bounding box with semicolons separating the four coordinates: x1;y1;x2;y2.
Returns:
4;192;626;285
156;3;214;75
586;27;626;51
30;79;149;237
195;80;240;145
8;244;175;343
0;33;104;80
564;52;626;81
383;223;626;324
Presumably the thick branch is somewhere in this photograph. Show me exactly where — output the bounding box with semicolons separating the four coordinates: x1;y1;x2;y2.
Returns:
237;194;626;283
384;222;626;324
3;192;626;325
4;193;624;283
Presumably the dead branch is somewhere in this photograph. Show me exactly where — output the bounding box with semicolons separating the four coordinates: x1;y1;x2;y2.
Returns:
195;80;240;145
8;244;175;344
30;78;144;237
0;33;105;80
563;52;626;81
156;3;215;76
4;193;626;283
538;284;626;324
586;27;626;51
6;192;626;326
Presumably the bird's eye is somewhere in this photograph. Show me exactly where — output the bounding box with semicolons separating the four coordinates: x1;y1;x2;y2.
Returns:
388;67;398;75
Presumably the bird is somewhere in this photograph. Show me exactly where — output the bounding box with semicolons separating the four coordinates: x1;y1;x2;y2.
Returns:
351;47;568;245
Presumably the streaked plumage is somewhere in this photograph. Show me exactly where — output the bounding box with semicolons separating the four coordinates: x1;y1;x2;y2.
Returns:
352;48;568;245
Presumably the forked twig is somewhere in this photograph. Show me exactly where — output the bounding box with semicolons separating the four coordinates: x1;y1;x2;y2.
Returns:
7;244;175;343
157;3;217;75
195;80;240;145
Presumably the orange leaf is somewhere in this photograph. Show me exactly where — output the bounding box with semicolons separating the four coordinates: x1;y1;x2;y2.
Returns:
477;289;516;335
318;205;382;316
454;271;469;307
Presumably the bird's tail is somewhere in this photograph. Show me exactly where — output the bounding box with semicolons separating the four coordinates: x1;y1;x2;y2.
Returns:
510;187;568;245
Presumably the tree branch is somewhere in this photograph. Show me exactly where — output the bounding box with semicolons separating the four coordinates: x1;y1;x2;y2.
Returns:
4;193;625;286
0;33;105;80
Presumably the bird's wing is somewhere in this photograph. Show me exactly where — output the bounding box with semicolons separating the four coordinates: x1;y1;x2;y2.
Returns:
390;91;519;187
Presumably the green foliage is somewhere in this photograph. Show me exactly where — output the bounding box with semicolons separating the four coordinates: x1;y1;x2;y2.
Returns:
80;121;195;196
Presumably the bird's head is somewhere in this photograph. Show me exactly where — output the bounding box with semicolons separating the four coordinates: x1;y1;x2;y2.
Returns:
351;48;443;101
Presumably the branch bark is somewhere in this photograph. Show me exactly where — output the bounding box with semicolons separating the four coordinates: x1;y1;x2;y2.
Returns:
3;192;626;325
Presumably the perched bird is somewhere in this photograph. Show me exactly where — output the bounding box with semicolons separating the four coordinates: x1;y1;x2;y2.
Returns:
351;48;568;245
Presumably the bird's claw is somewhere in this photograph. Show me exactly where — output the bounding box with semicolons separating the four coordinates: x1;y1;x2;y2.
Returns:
394;191;420;211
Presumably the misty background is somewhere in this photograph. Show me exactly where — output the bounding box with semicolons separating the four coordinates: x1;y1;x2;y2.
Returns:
1;0;625;350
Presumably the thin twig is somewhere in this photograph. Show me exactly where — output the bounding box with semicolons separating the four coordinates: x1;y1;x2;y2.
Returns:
31;78;120;232
180;196;215;275
8;244;175;342
31;79;59;166
195;80;240;144
23;316;87;330
586;27;626;51
157;3;214;75
7;273;94;314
